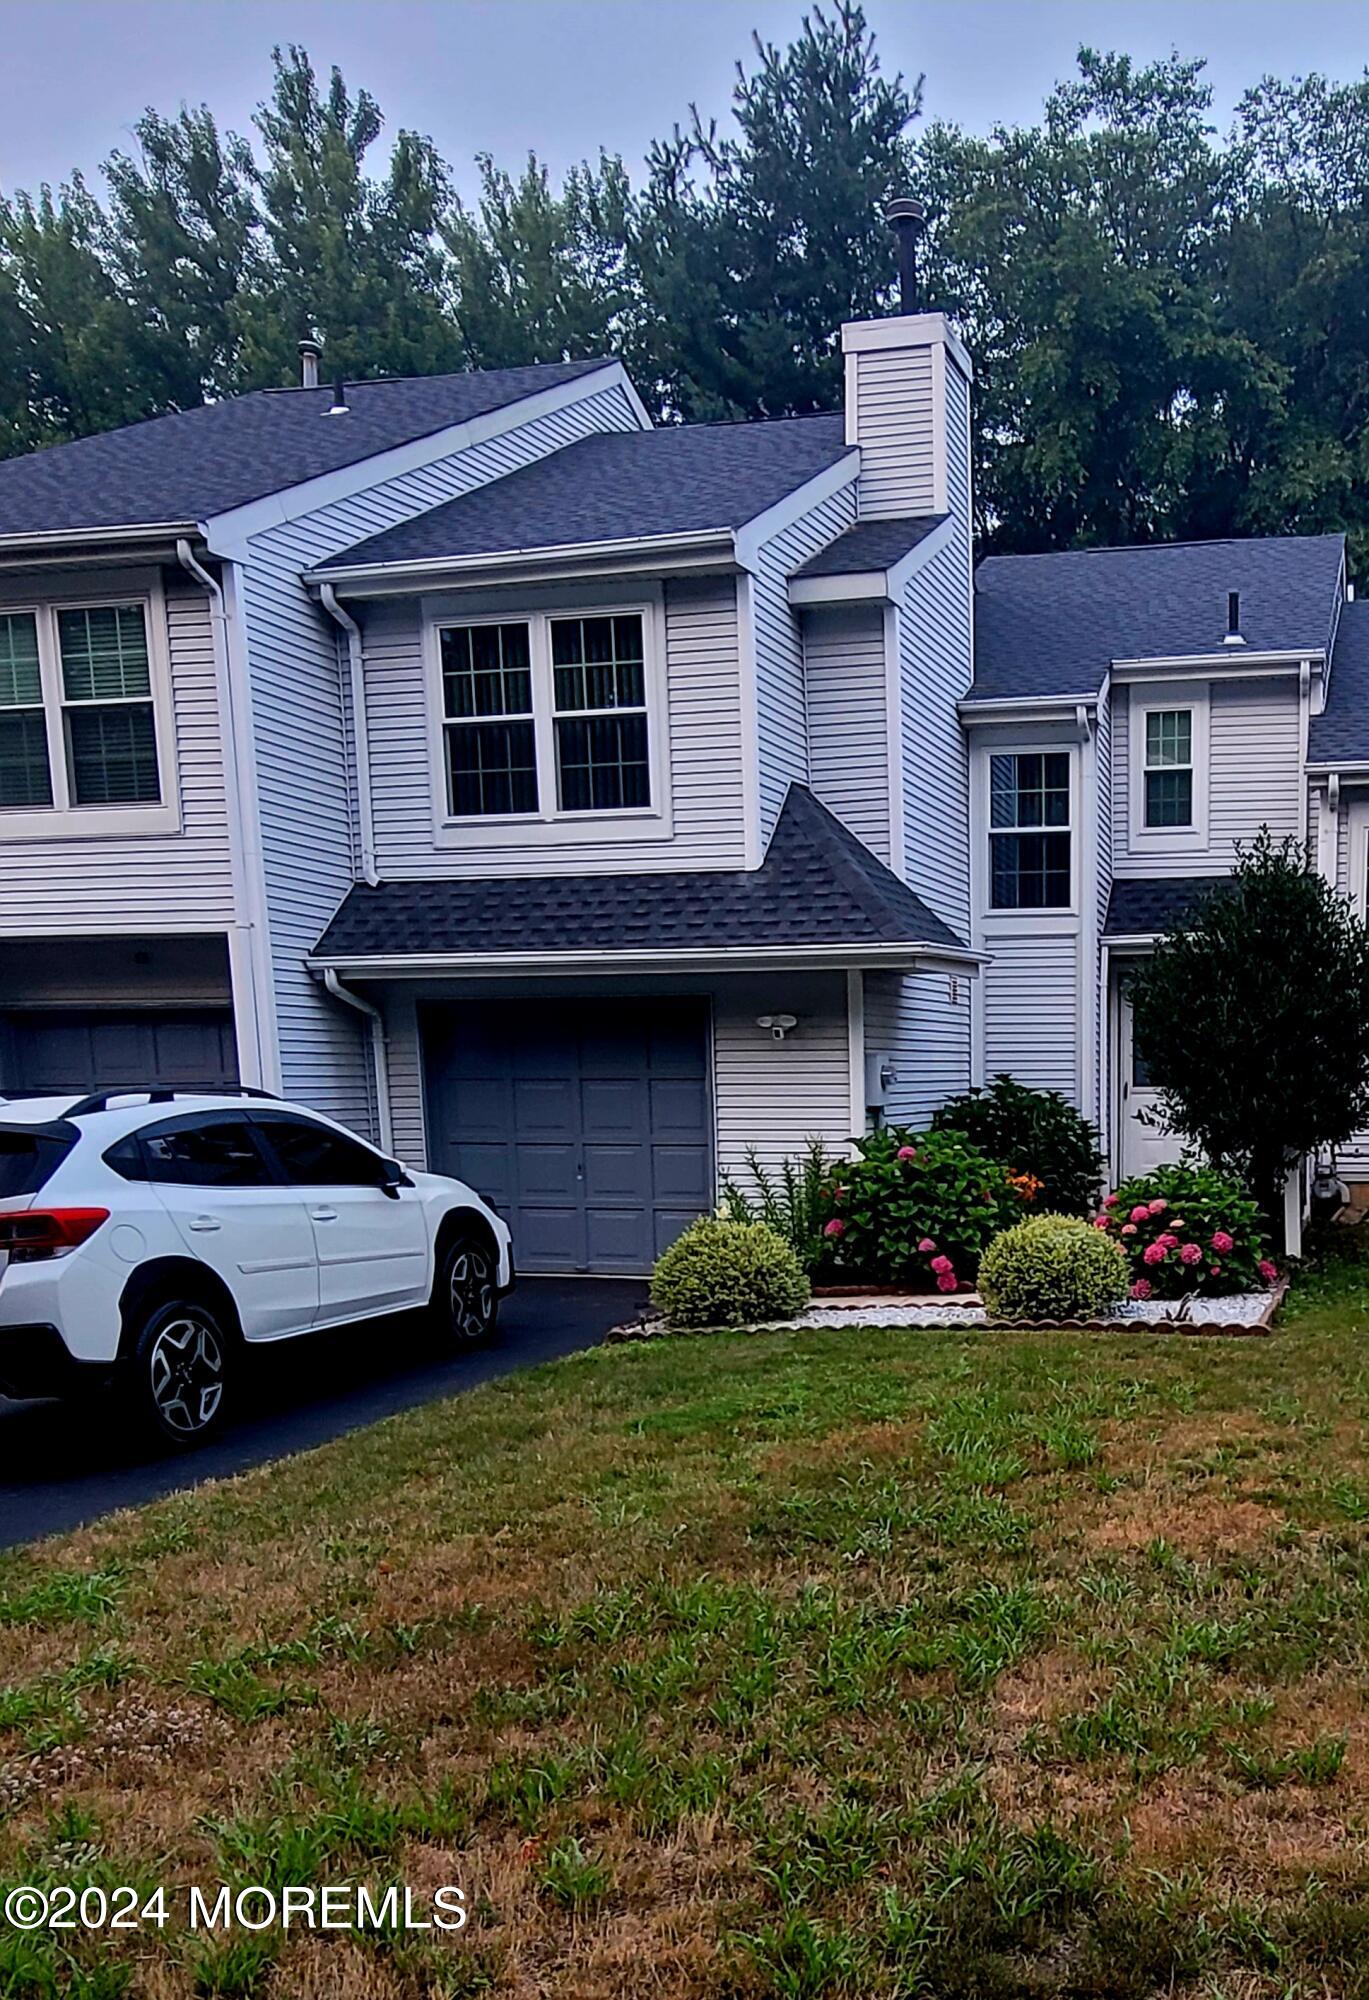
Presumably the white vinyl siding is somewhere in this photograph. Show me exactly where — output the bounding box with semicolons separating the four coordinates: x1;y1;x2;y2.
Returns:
362;572;745;876
864;969;972;1128
982;931;1080;1100
851;345;936;518
713;973;854;1179
751;481;857;843
803;605;890;860
1112;678;1302;872
384;988;428;1169
0;579;234;934
243;382;641;1132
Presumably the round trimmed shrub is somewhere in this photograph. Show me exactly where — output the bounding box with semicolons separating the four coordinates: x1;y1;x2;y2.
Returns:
979;1213;1128;1323
651;1218;811;1329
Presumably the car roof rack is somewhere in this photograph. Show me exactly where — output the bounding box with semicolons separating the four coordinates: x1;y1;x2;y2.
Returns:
63;1084;281;1118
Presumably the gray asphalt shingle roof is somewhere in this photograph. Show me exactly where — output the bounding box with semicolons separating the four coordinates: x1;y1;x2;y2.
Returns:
313;784;966;961
313;415;851;570
0;360;610;537
1104;876;1230;938
791;513;946;578
971;534;1346;703
1309;602;1369;763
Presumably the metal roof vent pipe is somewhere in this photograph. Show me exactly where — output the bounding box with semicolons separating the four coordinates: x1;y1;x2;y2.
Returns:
1224;589;1246;647
299;337;322;389
885;196;926;316
325;378;350;418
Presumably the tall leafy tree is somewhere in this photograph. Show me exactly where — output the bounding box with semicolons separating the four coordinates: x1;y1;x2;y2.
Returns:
632;1;921;418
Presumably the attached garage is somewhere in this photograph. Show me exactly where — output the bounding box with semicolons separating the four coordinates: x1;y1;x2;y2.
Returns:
0;1007;238;1095
423;999;711;1274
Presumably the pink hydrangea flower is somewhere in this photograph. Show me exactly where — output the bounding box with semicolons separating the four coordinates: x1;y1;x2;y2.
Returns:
1258;1258;1278;1283
930;1254;953;1275
897;1145;918;1161
1130;1279;1152;1300
1092;1215;1110;1230
918;1237;936;1254
1121;1223;1137;1237
1209;1263;1222;1276
1148;1197;1168;1214
936;1271;958;1293
1143;1242;1167;1266
1210;1231;1234;1255
1103;1192;1120;1208
823;1217;845;1239
1130;1205;1150;1224
1179;1243;1202;1265
1157;1233;1178;1250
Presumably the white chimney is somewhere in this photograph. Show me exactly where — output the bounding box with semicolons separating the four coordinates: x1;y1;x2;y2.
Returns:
841;310;973;522
299;337;322;390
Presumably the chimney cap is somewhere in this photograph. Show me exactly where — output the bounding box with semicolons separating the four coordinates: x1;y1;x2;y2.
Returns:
884;196;926;227
298;335;322;356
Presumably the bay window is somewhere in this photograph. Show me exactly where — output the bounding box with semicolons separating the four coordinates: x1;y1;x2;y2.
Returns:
989;751;1072;909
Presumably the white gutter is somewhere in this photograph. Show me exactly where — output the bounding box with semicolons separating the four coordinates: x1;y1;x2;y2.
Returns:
307;527;735;588
320;968;393;1154
960;692;1100;722
0;521;197;552
319;584;378;887
306;941;986;978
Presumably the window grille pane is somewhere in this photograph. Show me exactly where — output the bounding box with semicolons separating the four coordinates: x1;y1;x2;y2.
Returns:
1145;768;1193;827
58;605;151;702
0;614;40;708
446;719;537;817
555;712;650;812
66;703;160;805
552;615;645;713
989;751;1069;830
1144;709;1191;768
440;624;531;720
990;830;1071;909
0;710;53;808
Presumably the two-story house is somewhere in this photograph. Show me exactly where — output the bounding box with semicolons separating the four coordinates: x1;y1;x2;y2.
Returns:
0;256;1357;1271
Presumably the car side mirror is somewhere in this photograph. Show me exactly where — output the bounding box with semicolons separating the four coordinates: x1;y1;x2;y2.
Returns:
380;1159;412;1199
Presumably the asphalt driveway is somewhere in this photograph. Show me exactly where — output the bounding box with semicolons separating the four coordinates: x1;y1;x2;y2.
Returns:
0;1276;649;1551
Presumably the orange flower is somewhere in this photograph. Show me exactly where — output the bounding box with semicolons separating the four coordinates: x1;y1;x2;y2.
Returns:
1007;1171;1043;1203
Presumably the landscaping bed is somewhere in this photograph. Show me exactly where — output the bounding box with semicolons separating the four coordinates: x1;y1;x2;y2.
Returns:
0;1241;1365;1996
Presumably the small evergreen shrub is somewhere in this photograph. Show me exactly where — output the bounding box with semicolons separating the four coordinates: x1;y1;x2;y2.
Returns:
719;1138;839;1273
1093;1163;1276;1299
818;1126;1022;1290
979;1213;1129;1322
651;1218;811;1329
931;1074;1105;1217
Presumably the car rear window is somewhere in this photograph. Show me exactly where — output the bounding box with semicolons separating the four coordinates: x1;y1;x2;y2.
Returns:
0;1125;76;1198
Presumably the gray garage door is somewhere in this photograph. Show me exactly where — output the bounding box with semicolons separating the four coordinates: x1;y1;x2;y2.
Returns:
424;999;711;1274
1;1009;238;1095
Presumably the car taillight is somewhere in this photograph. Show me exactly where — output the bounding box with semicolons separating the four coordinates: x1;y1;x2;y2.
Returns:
0;1208;110;1261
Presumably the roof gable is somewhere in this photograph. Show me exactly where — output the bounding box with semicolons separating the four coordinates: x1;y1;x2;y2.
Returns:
1309;601;1369;764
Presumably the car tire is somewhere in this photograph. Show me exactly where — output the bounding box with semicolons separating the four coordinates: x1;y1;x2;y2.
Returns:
124;1295;233;1449
432;1229;499;1346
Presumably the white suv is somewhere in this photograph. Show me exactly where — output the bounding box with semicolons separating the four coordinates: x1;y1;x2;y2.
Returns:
0;1087;513;1448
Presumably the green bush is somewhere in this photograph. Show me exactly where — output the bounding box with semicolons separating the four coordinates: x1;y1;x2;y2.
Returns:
651;1218;811;1329
817;1125;1022;1290
931;1074;1105;1217
719;1138;840;1273
1094;1163;1275;1299
979;1213;1129;1322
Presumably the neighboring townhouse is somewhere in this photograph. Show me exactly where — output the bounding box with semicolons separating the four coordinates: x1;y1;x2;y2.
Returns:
0;256;1358;1272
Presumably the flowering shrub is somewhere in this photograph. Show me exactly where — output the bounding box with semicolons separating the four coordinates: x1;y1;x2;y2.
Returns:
817;1126;1020;1289
1091;1163;1274;1299
651;1218;810;1328
930;1074;1105;1216
718;1138;841;1273
979;1213;1128;1322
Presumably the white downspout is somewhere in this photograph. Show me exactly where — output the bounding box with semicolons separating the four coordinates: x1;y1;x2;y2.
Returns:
321;967;393;1155
175;537;273;1089
319;582;378;887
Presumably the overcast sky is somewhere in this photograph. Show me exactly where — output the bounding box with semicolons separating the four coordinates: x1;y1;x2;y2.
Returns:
1;0;1366;202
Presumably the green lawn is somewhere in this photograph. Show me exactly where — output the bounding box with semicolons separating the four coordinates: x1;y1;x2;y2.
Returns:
2;1242;1369;1998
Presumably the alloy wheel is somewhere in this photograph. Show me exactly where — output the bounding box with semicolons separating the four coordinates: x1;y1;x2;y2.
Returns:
447;1243;495;1342
148;1311;225;1436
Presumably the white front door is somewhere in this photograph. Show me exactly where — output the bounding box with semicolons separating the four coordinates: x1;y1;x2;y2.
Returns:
1118;986;1185;1182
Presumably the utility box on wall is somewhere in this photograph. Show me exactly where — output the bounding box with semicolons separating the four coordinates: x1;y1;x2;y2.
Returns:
865;1049;897;1112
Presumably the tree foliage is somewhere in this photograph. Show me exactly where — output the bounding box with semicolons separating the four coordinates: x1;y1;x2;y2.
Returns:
1;15;1367;562
1128;832;1369;1227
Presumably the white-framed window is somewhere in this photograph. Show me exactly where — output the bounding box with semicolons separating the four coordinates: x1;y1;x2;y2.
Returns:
0;589;178;839
427;600;665;836
1128;684;1209;852
989;749;1072;909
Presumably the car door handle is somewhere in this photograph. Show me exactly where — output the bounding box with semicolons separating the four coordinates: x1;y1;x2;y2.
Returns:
187;1215;221;1233
310;1207;339;1223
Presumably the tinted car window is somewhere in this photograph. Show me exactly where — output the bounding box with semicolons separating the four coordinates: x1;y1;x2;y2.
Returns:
0;1126;75;1197
254;1116;390;1189
138;1117;275;1189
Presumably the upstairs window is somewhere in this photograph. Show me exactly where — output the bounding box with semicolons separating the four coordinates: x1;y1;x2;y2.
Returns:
551;615;650;812
0;613;52;809
58;606;160;806
989;751;1071;909
1143;708;1193;828
440;622;537;818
